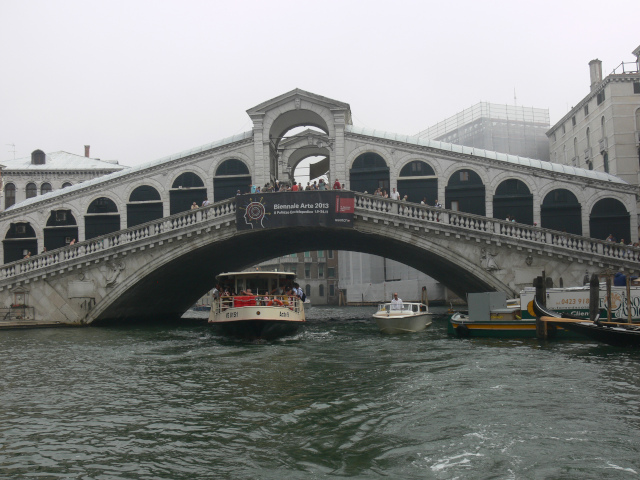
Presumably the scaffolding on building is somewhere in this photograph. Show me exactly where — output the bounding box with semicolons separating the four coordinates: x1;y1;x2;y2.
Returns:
416;102;551;161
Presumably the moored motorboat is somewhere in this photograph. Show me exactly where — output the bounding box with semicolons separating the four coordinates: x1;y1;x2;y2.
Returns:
533;297;640;347
448;292;574;338
373;302;432;334
209;271;305;339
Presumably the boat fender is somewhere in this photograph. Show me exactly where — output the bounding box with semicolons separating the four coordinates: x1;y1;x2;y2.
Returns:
456;324;470;338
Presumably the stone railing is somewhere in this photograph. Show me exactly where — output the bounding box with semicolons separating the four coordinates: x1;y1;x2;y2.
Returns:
354;192;640;264
3;191;639;284
0;198;236;283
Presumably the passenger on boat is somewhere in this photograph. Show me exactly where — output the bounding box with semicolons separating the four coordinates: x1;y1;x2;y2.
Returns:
391;293;403;310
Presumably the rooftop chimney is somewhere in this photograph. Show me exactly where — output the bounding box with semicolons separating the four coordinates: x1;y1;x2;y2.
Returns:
84;145;90;158
589;59;602;92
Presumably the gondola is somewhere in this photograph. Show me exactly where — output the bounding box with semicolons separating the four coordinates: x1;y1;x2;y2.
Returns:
533;296;640;347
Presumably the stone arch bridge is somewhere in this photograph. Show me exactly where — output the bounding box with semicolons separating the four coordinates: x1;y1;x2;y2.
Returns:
1;194;638;325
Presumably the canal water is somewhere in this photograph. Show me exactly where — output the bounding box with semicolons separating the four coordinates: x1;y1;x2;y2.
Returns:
2;306;640;479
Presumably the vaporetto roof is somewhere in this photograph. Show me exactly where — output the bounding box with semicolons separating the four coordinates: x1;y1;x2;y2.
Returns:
346;125;626;184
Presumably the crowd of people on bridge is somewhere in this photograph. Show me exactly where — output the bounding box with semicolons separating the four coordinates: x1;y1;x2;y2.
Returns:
236;178;344;196
367;187;442;209
606;234;640;248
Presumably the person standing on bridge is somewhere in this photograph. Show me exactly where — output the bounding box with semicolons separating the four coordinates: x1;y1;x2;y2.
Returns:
391;293;403;310
390;188;400;201
333;178;341;190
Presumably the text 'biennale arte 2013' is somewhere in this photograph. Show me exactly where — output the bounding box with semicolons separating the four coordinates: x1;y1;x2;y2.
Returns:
236;191;355;230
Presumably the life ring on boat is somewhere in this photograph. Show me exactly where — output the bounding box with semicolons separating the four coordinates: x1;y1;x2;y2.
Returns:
456;324;470;338
272;298;284;306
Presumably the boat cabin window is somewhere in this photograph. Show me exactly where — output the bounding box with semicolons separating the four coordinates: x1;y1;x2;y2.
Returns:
244;277;270;295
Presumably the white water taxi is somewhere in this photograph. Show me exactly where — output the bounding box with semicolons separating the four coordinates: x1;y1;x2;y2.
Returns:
209;271;305;339
373;302;433;334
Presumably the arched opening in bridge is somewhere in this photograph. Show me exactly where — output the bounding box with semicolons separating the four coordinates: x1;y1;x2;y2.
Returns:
292;155;329;189
269;111;330;185
85;198;120;240
213;159;251;201
541;189;582;236
4;183;15;209
44;210;78;251
397;160;437;204
493;179;533;225
445;169;485;215
3;222;37;263
275;125;330;187
350;153;390;194
170;172;207;214
127;186;163;228
590;198;630;242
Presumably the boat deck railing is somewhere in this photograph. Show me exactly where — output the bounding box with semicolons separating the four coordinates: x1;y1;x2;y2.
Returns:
214;295;302;314
377;302;428;314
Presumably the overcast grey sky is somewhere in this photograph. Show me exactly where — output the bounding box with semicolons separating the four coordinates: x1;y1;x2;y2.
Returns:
1;0;638;168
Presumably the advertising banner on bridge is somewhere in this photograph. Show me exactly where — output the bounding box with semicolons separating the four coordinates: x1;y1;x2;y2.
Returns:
236;191;355;230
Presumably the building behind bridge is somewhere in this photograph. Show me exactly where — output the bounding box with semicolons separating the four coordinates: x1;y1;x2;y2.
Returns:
416;102;550;162
1;146;126;210
546;45;640;224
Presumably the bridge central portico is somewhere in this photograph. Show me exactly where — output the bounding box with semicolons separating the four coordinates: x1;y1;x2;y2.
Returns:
1;193;638;325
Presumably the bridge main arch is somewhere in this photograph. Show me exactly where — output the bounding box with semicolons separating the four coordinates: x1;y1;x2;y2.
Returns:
90;221;510;324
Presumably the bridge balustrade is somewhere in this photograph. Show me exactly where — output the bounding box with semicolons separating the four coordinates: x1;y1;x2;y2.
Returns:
353;192;640;263
0;198;236;282
1;193;638;284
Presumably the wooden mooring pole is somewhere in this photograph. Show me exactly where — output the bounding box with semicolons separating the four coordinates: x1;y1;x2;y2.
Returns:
606;274;612;323
589;273;599;321
534;275;547;339
627;275;632;324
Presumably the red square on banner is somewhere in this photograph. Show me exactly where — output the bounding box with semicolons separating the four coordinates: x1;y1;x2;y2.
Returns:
336;196;355;213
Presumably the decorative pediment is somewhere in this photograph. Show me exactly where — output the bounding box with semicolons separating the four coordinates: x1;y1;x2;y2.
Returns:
246;88;351;118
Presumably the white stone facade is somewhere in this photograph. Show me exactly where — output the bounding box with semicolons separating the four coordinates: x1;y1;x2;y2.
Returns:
547;48;640;188
1;149;126;210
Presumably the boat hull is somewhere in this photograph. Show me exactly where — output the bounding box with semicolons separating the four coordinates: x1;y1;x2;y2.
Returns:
373;313;433;334
210;319;303;340
448;314;576;339
533;296;640;347
552;321;640;347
